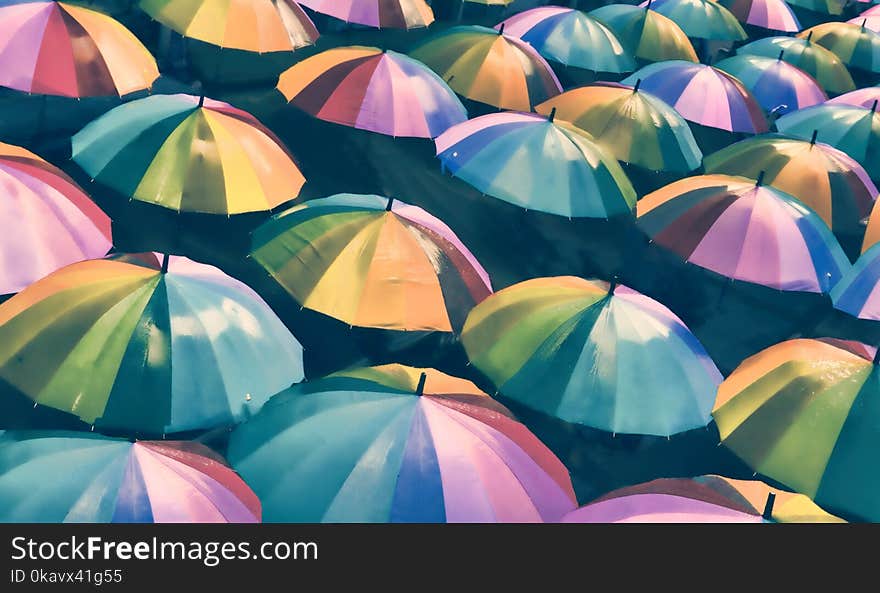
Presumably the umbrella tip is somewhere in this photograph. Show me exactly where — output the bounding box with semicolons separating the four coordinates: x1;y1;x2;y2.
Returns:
386;196;395;211
498;23;505;35
415;372;427;395
806;30;813;42
863;18;868;30
810;129;818;145
633;79;641;93
548;107;557;122
161;253;170;274
777;49;784;61
762;492;776;520
755;170;766;187
872;99;878;113
608;275;618;295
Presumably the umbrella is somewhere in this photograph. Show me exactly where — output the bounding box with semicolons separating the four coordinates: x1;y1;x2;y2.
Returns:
850;15;880;33
776;102;880;181
140;0;319;53
716;0;800;33
409;25;562;111
713;338;880;521
71;93;305;215
494;7;635;74
435;111;637;219
562;493;764;522
589;4;699;63
0;432;260;522
297;0;433;29
637;174;850;293
703;134;877;242
0;141;112;295
637;0;747;41
827;85;880;107
276;46;467;139
535;82;703;173
715;54;827;115
227;364;578;522
621;62;768;134
831;243;880;318
737;35;855;95
461;276;722;437
798;22;880;74
785;0;844;15
249;194;492;332
0;255;305;435
0;0;159;97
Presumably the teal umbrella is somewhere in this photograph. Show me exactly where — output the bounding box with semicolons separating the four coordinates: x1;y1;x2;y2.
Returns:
638;0;747;41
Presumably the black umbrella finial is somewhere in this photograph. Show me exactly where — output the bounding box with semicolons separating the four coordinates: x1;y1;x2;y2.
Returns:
762;492;776;521
193;80;205;107
415;372;427;396
498;23;505;35
386;196;395;211
608;275;619;295
810;129;818;145
806;30;813;43
548;107;557;122
633;78;641;93
777;49;785;61
161;253;170;274
862;18;868;30
872;99;878;113
755;170;766;187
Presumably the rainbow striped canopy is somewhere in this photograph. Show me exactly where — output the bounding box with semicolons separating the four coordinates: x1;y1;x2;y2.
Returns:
298;0;433;30
832;243;880;319
637;175;850;293
738;35;855;95
277;46;467;138
715;54;826;115
0;0;159;97
250;194;492;332
717;0;800;32
71;94;305;215
799;22;880;74
590;4;698;63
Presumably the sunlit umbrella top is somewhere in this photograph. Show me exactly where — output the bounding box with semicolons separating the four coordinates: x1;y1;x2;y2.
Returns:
717;0;800;32
798;22;880;74
590;3;699;63
637;0;747;41
297;0;433;30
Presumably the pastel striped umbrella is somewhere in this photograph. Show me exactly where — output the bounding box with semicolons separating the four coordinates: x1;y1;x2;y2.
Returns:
799;22;880;74
832;243;880;318
249;194;492;333
622;62;768;134
590;4;698;63
409;25;562;111
276;47;467;138
494;7;635;74
297;0;433;29
637;0;747;41
714;338;880;522
435;112;636;219
461;277;722;437
785;0;844;15
0;0;159;97
562;494;764;522
717;0;800;32
0;256;305;436
637;174;850;293
0;141;111;295
535;82;703;173
827;85;880;107
139;0;319;53
737;35;855;95
0;432;260;523
227;365;578;522
715;54;826;115
71;93;305;215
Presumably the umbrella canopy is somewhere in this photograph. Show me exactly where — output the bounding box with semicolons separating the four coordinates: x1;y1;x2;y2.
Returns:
637;174;850;293
785;0;844;15
494;7;635;74
589;4;698;63
535;82;703;173
297;0;432;29
622;61;768;134
715;54;827;115
0;141;112;295
776;102;880;181
703;134;877;239
799;22;880;74
461;276;722;437
831;243;880;318
435;111;637;219
71;93;305;215
276;46;467;139
227;364;577;522
850;15;880;34
827;85;880;107
637;0;747;41
139;0;318;53
738;36;855;95
562;493;764;522
0;0;159;98
716;0;800;32
249;194;492;332
409;25;562;111
714;338;880;521
863;198;880;252
0;256;305;435
0;432;260;522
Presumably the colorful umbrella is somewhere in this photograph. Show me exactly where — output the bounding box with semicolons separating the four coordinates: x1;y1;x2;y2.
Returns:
716;0;800;32
0;0;159;97
297;0;433;29
435;111;637;219
227;364;577;522
637;0;747;41
0;432;260;522
831;243;880;318
71;93;305;215
621;62;768;134
494;7;635;74
798;22;880;74
637;174;850;293
0;141;112;295
589;4;698;63
785;0;844;15
715;54;827;114
535;82;702;173
409;25;562;111
461;276;721;437
703;134;877;240
139;0;319;53
276;46;467;139
562;493;764;522
249;194;492;332
714;338;880;521
0;256;305;435
738;35;855;96
827;85;880;107
776;102;880;181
